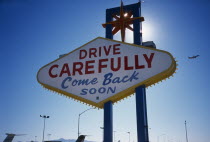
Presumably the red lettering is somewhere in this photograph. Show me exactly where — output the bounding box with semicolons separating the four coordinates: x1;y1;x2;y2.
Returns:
103;45;112;56
59;63;71;77
98;59;108;73
143;53;154;68
135;55;145;69
49;64;58;78
124;56;134;70
99;47;102;57
79;50;87;59
85;60;95;74
89;48;97;58
113;44;121;55
111;57;121;71
72;62;83;75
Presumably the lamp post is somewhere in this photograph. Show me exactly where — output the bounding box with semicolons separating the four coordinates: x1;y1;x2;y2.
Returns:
40;115;50;142
113;131;116;142
47;134;51;140
127;132;130;142
78;108;94;137
157;134;165;142
185;120;189;142
100;127;104;142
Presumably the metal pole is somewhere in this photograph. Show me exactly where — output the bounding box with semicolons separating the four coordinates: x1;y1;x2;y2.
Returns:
157;134;165;142
100;127;104;142
48;134;51;140
42;118;45;142
104;101;113;142
133;2;142;45
104;2;144;142
40;115;49;142
105;9;113;39
78;108;94;137
127;132;130;142
104;6;113;142
114;131;116;142
134;2;149;142
185;121;189;142
78;114;80;137
135;85;149;142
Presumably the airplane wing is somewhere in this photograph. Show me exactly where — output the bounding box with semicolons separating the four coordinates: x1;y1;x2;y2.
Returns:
3;134;26;142
3;134;16;142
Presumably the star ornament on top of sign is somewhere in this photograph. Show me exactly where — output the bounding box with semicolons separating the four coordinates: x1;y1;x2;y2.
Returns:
102;1;144;42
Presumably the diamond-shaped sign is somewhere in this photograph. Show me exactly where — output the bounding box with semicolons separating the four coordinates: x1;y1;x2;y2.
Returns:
37;37;176;108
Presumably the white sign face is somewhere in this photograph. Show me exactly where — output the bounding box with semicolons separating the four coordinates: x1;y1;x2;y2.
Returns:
37;37;176;108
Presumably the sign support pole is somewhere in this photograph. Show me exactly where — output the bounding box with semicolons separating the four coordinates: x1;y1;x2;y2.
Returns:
133;2;149;142
135;85;149;142
103;2;149;142
104;101;113;142
103;8;113;142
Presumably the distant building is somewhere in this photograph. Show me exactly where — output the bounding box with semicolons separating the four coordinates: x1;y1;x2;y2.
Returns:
142;41;156;49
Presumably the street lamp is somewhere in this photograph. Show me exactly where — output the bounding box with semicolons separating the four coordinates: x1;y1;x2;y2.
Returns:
113;131;116;142
40;115;50;142
78;108;94;137
47;134;51;140
100;127;104;142
185;120;189;142
127;132;130;142
157;134;165;142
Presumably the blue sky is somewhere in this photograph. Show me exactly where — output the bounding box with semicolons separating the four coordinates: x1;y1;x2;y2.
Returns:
0;0;210;142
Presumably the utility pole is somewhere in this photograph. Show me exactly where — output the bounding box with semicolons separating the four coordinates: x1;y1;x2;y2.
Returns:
185;120;189;142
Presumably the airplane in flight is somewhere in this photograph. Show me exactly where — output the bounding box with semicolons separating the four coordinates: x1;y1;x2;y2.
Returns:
188;55;200;59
